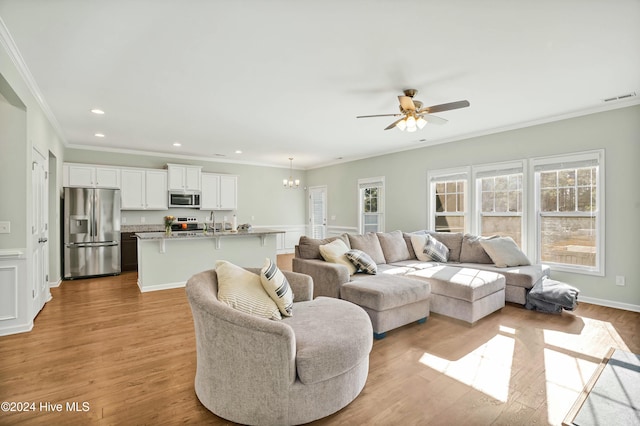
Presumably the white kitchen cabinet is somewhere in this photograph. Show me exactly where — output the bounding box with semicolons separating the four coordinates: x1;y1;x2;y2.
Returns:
64;164;120;188
167;164;201;191
201;173;237;210
121;169;168;210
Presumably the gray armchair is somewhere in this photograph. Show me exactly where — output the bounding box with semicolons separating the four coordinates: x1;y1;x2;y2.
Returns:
186;267;373;425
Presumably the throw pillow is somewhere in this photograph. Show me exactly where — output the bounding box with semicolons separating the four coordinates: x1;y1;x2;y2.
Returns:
260;258;294;317
423;234;450;263
347;232;387;264
345;249;377;274
297;234;350;259
426;231;463;262
377;230;411;263
479;237;531;268
459;234;496;264
319;239;357;275
216;260;282;320
409;234;433;262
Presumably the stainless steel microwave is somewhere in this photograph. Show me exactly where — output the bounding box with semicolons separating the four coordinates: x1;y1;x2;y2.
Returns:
169;192;201;208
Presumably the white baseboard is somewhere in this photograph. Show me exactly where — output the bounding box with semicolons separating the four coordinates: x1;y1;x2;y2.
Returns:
49;278;62;288
580;296;640;313
137;279;186;293
0;321;34;337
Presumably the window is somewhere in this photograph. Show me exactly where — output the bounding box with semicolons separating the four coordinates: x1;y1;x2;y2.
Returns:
358;177;384;233
428;168;469;233
533;151;604;275
475;163;524;247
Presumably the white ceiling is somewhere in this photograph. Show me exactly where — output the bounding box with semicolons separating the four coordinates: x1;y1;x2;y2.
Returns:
1;0;639;169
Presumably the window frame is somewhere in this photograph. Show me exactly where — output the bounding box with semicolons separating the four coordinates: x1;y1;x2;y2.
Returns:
427;167;470;233
357;176;385;234
472;161;527;249
532;150;605;276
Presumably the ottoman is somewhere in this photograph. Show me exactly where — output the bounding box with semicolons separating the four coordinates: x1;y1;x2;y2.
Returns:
407;266;506;324
340;274;431;339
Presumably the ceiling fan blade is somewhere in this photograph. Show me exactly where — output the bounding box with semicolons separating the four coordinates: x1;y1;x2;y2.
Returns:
384;117;406;130
356;113;402;119
420;100;470;114
420;114;448;125
398;95;416;111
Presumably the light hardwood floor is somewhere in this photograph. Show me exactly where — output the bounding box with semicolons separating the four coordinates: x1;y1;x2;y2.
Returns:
0;268;638;425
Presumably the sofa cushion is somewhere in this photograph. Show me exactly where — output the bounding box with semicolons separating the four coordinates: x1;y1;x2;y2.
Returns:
297;234;350;259
319;239;357;275
341;275;431;311
348;233;386;264
283;297;372;385
407;266;505;302
216;260;282;320
480;236;531;267
260;258;294;317
423;234;450;262
377;230;411;262
459;234;495;264
427;231;463;262
345;249;377;274
458;263;551;289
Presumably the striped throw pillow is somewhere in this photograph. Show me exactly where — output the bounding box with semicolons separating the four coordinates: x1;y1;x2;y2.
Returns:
423;234;450;263
345;249;377;274
216;260;282;320
260;258;294;317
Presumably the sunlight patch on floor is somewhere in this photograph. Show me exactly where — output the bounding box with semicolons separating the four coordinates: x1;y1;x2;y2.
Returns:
419;333;515;402
543;347;599;425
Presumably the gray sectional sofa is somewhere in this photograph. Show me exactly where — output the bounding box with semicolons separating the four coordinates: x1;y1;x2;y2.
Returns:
293;230;551;336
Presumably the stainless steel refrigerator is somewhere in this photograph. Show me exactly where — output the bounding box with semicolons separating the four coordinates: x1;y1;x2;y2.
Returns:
63;187;121;279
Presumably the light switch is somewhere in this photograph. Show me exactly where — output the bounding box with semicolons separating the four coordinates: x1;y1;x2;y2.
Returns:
0;221;10;234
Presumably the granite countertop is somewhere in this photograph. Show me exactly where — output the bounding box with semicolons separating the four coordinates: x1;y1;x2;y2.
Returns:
135;228;284;240
122;224;164;233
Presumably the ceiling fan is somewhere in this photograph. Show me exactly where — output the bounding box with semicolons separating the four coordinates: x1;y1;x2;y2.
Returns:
357;89;470;132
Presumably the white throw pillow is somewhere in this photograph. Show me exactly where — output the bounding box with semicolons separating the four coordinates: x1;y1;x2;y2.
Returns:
410;234;432;262
216;260;282;320
479;237;531;268
260;258;294;317
319;239;357;275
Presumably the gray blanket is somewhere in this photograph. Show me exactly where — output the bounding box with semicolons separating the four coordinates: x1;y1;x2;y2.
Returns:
525;277;579;313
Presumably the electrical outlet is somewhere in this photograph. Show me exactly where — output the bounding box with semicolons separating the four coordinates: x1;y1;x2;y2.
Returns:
615;276;626;286
140;217;146;223
122;217;127;224
0;221;10;233
251;215;255;221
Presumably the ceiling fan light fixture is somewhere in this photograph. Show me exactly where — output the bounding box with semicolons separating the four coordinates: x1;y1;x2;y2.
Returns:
416;116;427;129
405;115;417;131
396;119;407;131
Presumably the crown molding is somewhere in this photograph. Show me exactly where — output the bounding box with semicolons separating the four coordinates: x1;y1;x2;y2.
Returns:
0;16;67;143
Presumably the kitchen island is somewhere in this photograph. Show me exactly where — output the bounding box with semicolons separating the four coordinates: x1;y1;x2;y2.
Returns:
135;229;284;292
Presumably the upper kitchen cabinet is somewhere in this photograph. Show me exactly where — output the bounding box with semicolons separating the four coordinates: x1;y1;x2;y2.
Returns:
121;169;168;210
63;163;121;188
167;164;201;192
201;173;238;210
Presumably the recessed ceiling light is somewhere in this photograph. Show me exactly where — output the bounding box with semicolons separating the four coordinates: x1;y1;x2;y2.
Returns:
173;142;182;147
90;109;105;115
94;133;105;138
235;150;243;154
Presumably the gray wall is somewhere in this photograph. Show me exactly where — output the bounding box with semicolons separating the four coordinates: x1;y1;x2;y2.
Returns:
306;105;640;308
63;150;308;228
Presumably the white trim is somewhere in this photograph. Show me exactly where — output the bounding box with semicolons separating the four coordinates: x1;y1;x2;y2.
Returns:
138;279;186;293
531;149;604;276
357;176;385;234
472;160;527;251
579;297;640;313
427;166;470;232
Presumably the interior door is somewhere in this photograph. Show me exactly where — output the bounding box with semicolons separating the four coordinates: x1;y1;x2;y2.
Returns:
31;148;49;315
309;186;327;239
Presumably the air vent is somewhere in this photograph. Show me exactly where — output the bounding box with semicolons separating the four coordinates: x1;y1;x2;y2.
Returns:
603;92;637;102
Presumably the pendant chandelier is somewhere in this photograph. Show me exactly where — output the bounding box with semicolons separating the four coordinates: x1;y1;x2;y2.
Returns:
283;157;300;189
